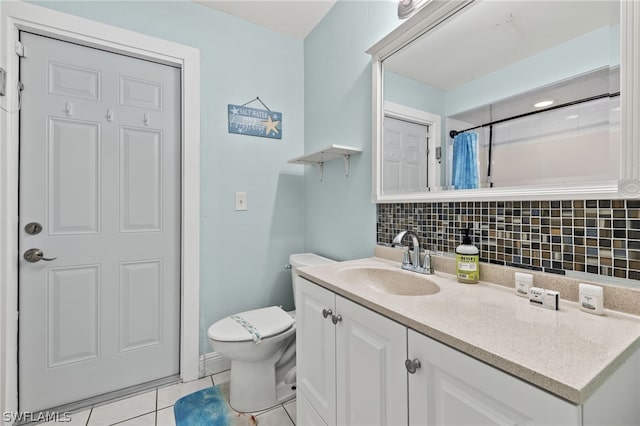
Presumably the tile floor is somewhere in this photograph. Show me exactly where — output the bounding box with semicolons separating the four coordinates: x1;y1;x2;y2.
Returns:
40;370;296;426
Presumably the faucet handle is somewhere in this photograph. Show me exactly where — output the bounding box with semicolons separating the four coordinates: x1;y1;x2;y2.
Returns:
423;251;433;274
402;249;411;266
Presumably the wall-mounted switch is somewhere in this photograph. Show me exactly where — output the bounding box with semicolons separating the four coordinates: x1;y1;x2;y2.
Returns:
235;192;248;211
0;68;7;97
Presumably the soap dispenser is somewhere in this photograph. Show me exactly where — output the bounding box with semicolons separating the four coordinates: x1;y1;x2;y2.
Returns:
456;228;479;284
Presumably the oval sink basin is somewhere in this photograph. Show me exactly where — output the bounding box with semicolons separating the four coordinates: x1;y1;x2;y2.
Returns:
336;267;440;296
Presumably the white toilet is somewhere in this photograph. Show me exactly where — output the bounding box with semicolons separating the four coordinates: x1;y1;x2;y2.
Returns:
207;253;335;413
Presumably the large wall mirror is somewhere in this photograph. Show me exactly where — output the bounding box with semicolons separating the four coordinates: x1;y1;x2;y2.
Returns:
368;0;640;203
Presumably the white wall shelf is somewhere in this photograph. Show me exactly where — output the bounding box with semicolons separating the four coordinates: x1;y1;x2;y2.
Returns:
288;144;362;181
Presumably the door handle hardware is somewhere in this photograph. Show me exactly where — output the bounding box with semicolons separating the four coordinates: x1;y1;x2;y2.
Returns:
405;358;421;374
107;108;113;122
331;314;342;325
24;248;57;263
322;308;332;319
65;102;73;117
24;222;43;235
143;113;150;126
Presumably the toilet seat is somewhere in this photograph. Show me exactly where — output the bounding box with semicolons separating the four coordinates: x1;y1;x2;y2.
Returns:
208;306;294;343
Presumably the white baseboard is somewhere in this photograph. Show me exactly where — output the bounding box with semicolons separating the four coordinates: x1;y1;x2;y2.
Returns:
199;351;231;377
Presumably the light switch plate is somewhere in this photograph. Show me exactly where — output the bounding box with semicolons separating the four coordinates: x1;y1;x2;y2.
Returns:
235;192;248;211
0;68;7;97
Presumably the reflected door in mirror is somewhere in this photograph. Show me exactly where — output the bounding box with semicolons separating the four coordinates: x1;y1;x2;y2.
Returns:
383;116;429;194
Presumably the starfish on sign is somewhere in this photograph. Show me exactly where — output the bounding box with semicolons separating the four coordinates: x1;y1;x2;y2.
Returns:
261;114;280;135
231;106;240;115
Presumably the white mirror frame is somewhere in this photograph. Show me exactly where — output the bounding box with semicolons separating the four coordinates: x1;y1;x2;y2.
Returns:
368;0;640;203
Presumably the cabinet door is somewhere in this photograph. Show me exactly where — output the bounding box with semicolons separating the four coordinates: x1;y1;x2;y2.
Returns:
336;296;408;426
582;348;640;426
298;390;329;426
407;330;580;426
296;277;337;425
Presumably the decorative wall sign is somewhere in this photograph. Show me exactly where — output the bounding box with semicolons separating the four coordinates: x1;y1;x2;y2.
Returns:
228;103;282;140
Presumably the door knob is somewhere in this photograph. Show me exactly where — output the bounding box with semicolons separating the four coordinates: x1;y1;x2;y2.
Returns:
322;308;333;319
23;248;57;263
331;314;342;325
405;358;421;374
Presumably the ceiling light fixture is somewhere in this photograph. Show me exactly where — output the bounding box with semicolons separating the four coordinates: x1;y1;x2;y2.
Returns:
534;100;554;108
398;0;426;19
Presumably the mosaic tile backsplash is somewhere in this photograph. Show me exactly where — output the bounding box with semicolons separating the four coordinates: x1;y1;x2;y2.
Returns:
377;200;640;281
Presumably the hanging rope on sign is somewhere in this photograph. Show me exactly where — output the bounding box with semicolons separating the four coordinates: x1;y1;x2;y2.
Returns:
241;96;272;112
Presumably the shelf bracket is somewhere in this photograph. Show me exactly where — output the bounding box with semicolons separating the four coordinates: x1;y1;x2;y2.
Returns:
318;162;324;181
343;154;351;177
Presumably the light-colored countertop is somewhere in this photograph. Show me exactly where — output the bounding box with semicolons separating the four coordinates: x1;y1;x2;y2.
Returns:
296;256;640;405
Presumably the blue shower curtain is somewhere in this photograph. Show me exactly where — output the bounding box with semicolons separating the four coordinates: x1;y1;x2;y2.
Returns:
451;132;479;190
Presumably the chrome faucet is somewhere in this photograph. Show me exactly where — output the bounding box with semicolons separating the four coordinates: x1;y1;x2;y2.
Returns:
392;230;433;275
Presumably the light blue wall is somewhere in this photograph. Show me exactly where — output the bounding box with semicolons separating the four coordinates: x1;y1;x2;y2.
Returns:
384;70;446;115
30;1;306;354
303;0;399;261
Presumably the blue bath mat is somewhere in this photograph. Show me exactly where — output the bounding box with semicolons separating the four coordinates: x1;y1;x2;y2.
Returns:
174;383;257;426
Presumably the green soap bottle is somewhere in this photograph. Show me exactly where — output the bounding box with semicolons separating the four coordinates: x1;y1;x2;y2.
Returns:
456;229;479;284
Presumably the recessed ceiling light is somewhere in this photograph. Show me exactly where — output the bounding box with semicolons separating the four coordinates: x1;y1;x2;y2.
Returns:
566;114;579;120
534;100;554;108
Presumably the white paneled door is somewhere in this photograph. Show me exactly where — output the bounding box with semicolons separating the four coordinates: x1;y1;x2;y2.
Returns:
382;115;429;194
18;32;181;412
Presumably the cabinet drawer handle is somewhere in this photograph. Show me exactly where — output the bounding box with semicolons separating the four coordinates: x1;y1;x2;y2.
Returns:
322;308;333;319
405;358;421;374
331;314;342;324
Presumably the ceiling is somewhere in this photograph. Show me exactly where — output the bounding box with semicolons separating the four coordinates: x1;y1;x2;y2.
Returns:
385;0;619;91
194;0;337;40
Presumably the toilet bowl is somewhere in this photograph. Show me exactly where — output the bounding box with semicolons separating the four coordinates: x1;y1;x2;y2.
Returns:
207;253;335;413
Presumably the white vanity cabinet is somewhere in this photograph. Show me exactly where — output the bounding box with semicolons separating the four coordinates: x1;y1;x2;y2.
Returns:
407;330;580;425
297;273;640;426
296;276;407;426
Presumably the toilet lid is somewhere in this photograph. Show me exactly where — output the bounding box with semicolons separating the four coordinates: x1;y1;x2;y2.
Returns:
208;306;294;342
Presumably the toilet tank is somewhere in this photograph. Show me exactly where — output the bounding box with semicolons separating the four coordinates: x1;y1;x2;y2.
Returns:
289;253;335;309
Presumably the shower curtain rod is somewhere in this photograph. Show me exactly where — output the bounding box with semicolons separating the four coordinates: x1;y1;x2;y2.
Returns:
449;92;620;139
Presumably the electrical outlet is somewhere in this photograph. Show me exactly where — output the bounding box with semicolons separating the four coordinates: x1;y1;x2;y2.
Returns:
235;192;248;211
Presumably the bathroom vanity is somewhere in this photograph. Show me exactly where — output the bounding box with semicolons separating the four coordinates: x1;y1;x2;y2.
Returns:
294;255;640;425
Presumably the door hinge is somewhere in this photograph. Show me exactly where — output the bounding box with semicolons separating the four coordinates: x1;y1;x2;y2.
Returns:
15;41;25;57
0;68;6;96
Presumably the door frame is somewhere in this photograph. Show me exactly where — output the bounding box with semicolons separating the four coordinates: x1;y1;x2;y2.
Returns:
0;1;201;415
